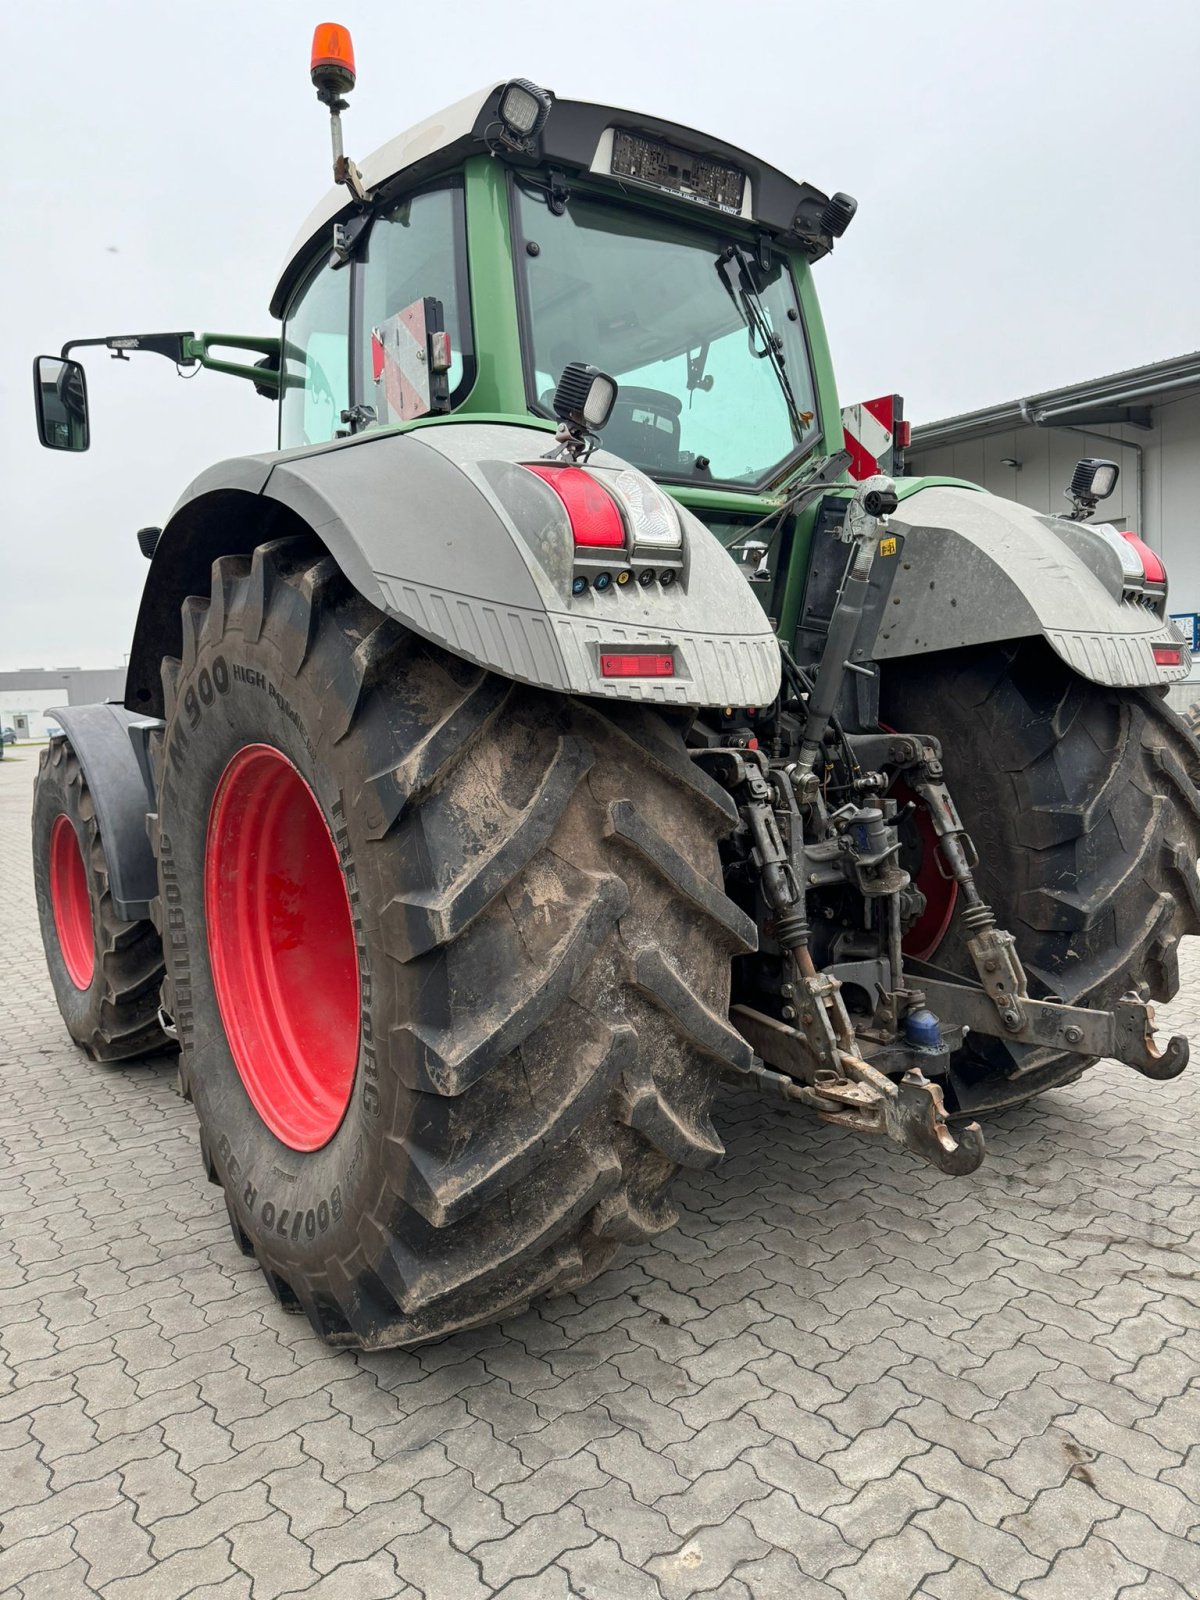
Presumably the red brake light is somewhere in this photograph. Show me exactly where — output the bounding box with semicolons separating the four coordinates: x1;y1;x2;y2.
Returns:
1153;646;1182;667
600;653;675;678
1122;531;1166;584
524;465;625;548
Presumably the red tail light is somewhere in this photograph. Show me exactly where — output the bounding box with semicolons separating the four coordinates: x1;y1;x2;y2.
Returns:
600;653;674;678
1153;646;1182;666
1122;531;1166;584
524;464;625;548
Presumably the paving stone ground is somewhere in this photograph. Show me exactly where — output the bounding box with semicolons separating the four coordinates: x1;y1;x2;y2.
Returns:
1;749;1198;1600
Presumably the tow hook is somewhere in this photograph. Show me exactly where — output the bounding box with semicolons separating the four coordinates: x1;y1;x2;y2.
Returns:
730;1005;986;1176
1114;995;1189;1079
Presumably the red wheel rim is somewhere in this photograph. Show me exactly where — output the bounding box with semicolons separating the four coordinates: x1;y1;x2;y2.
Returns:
49;815;95;989
205;745;359;1152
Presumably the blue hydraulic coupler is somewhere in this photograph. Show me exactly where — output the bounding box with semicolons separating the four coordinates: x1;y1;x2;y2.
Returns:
904;1007;944;1054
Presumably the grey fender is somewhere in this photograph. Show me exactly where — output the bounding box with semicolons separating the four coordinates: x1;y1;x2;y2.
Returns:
47;704;160;921
872;483;1189;687
125;422;779;717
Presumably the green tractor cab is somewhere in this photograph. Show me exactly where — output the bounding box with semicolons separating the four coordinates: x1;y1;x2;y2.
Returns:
29;29;1200;1349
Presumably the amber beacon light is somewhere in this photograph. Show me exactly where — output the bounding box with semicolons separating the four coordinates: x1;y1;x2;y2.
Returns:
310;23;356;95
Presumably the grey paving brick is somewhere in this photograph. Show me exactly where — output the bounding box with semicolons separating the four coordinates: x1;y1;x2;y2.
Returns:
472;1503;594;1589
3;756;1200;1600
914;1498;1051;1590
654;1459;772;1538
575;1479;679;1566
1017;1535;1146;1599
414;1463;515;1551
308;1495;427;1572
71;1497;154;1590
646;1514;769;1600
727;1548;835;1600
104;1537;236;1598
907;1442;1030;1525
1093;1506;1200;1592
494;1449;607;1523
148;1482;272;1559
823;1465;939;1546
588;1429;689;1502
556;1533;662;1600
264;1458;351;1538
277;1552;417;1600
825;1523;955;1600
225;1509;318;1599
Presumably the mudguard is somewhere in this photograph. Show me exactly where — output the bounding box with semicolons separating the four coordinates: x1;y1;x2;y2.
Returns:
126;422;780;717
45;704;159;922
873;483;1189;687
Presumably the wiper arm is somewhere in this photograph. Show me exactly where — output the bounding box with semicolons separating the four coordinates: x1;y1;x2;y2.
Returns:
715;246;811;445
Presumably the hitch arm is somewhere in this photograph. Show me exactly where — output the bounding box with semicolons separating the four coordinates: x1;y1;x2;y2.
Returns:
915;975;1189;1080
732;1005;986;1175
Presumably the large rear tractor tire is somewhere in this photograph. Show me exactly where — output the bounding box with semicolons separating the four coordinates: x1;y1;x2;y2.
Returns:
882;640;1200;1115
153;537;755;1348
32;736;170;1061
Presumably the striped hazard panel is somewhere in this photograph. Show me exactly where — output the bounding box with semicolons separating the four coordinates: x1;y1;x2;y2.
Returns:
841;394;910;480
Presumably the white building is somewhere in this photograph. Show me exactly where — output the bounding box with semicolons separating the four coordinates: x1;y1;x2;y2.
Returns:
908;352;1200;695
0;667;126;741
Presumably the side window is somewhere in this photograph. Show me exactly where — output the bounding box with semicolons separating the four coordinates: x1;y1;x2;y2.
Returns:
280;257;350;449
360;185;472;421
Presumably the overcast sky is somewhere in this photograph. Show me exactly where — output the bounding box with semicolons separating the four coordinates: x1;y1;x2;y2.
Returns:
3;0;1197;669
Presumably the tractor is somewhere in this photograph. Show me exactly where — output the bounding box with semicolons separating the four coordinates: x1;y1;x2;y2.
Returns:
30;27;1200;1348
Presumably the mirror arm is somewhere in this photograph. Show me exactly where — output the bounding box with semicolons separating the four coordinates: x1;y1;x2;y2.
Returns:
57;332;282;393
61;332;195;364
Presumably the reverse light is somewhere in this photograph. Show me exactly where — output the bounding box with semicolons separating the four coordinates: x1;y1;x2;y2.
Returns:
310;23;356;94
600;654;675;678
611;469;683;550
524;464;625;549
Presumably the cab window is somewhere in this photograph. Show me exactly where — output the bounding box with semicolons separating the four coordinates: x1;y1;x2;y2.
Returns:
280;256;349;449
360;184;472;418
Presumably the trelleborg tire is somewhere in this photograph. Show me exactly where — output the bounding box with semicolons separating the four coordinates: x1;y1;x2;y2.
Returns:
32;735;170;1061
881;640;1200;1115
153;536;756;1349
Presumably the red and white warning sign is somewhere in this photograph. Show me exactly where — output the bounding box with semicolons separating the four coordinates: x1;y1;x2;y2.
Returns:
371;298;451;423
841;394;910;481
371;302;433;423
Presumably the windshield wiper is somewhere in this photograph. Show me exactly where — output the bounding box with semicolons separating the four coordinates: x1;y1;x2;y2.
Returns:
715;245;812;447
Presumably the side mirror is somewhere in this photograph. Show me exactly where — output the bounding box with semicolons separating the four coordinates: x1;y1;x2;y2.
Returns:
33;355;90;451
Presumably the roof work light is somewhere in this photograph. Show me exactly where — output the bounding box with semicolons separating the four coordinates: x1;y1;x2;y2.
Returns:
498;79;552;147
553;363;618;433
1065;457;1120;520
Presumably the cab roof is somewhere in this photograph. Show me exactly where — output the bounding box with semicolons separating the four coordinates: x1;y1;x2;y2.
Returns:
270;82;836;318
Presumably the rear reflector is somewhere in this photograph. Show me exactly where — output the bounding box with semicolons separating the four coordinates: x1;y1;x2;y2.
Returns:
1153;646;1182;666
1122;531;1166;584
524;464;625;548
600;653;674;678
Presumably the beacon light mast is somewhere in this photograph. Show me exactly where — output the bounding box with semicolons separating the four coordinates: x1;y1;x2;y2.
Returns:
310;21;369;202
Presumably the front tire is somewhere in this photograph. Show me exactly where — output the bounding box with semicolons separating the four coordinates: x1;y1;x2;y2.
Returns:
32;736;170;1061
155;538;754;1348
882;641;1200;1114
